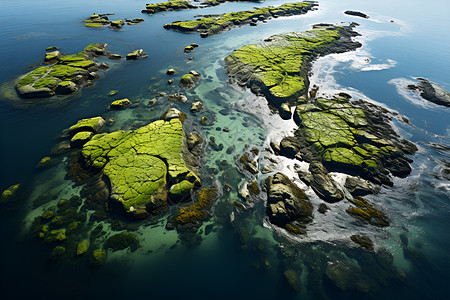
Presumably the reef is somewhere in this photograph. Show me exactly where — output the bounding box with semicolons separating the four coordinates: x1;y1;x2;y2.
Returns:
406;77;450;107
141;1;197;14
81;115;200;218
15;43;108;99
225;24;361;109
163;2;317;38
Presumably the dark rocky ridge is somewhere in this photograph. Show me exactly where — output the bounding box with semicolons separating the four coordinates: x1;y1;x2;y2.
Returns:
407;77;450;107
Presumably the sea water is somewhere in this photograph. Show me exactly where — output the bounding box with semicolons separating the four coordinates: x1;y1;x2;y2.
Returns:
0;0;449;299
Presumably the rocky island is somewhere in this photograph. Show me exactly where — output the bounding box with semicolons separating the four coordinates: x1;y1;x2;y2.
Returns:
225;24;417;230
163;2;317;37
15;43;109;99
141;0;198;14
407;77;450;107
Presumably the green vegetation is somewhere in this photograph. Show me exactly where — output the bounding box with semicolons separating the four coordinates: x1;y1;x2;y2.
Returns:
164;2;315;37
174;186;217;225
347;196;389;227
226;25;344;103
107;232;140;252
143;1;197;14
15;43;106;98
82;119;197;216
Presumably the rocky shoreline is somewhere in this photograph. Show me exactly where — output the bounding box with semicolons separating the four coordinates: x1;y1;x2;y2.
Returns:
163;2;317;37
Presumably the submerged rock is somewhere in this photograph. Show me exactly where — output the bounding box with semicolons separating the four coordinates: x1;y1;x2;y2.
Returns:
164;2;317;38
109;98;132;109
0;184;21;204
350;234;374;250
90;249;107;266
265;173;313;228
15;43;108;99
81;118;199;218
347;196;389;227
107;232;140;252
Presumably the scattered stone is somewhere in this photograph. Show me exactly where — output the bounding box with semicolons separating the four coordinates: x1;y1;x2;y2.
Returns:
166;68;176;75
76;239;89;255
109;98;132;109
126;49;148;60
107;90;118;96
160;108;186;122
68;116;105;136
318;203;329;214
108;54;122;60
70;131;94;148
200;116;209;125
167;93;188;103
179;71;201;89
190;101;203;113
109;18;125;29
0;184;21;204
209;136;223;151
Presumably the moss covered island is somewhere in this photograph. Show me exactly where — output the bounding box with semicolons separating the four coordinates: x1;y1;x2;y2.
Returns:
142;1;197;14
15;43;108;99
163;2;317;37
226;24;361;107
82;117;200;218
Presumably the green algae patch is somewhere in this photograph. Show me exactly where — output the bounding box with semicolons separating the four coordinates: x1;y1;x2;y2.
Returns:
14;43;107;99
142;1;197;14
164;2;316;37
226;24;361;106
90;249;107;266
76;239;89;255
82;119;198;218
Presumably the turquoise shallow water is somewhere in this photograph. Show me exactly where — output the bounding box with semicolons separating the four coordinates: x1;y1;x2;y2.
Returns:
0;0;449;299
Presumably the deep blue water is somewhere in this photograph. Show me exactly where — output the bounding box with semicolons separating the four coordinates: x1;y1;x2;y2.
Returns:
0;0;449;299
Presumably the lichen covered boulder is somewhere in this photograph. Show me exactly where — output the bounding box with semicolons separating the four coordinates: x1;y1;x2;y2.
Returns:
225;24;361;107
126;49;148;60
108;98;132;109
68;116;106;136
15;43;108;99
82;118;199;218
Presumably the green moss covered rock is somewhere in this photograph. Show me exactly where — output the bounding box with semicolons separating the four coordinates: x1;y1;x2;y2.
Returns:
164;2;316;38
15;43;107;99
226;24;361;106
173;186;217;227
0;183;21;204
76;239;89;255
108;98;132;109
142;1;197;14
68;116;106;136
82;118;198;218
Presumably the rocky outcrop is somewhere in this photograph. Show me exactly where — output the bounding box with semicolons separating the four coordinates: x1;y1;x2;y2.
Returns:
126;49;148;60
142;1;197;14
407;78;450;107
344;10;369;19
163;2;317;38
81;117;200;218
225;24;361;108
265;173;313;228
282;95;417;187
179;71;201;89
15;43;108;99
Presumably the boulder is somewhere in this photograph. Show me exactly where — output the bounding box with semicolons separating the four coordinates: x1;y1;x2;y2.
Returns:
160;108;186;122
68;116;105;136
190;101;203;113
344;10;370;19
45;51;61;62
126;49;148;60
344;176;379;196
109;98;132;109
70;131;94;148
308;161;344;203
90;249;107;266
166;68;176;75
265;173;313;227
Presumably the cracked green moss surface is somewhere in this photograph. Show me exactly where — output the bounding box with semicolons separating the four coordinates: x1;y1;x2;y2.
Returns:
293;96;414;184
143;1;197;14
82;119;194;215
226;25;351;103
